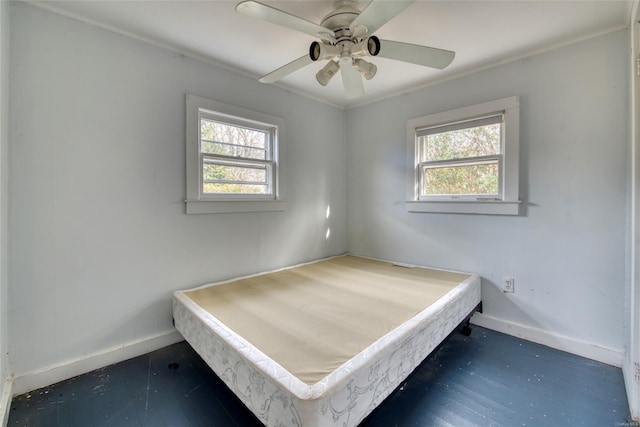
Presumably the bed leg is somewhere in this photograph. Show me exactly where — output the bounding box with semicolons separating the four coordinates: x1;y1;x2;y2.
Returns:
461;318;472;336
461;302;481;336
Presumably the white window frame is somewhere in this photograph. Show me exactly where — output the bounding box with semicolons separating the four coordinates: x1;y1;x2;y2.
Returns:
406;96;521;215
186;94;286;214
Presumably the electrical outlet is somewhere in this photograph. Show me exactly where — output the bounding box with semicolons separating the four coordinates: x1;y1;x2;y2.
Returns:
503;276;515;293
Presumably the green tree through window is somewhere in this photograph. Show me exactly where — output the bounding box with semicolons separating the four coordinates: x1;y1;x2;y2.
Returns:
200;119;271;194
420;123;500;196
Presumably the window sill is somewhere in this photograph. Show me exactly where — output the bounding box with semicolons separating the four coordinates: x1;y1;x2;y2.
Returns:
186;200;287;214
405;200;521;215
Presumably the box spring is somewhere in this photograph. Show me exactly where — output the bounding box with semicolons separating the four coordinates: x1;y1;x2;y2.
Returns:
173;255;481;427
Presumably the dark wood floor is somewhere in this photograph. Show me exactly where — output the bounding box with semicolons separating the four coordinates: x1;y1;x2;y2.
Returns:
9;326;633;426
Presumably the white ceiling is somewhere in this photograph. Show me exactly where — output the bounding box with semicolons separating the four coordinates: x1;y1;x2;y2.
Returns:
29;0;633;108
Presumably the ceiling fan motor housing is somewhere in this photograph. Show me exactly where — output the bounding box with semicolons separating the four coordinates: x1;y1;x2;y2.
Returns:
320;0;361;32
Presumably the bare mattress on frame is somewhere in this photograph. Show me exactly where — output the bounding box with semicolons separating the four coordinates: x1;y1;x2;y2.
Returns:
172;254;481;427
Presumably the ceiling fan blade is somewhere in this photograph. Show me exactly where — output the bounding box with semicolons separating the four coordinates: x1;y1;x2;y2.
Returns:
377;39;455;70
259;55;313;83
236;1;334;38
341;64;365;99
349;1;414;37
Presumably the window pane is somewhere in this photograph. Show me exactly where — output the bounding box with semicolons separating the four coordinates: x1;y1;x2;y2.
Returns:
202;159;267;184
203;182;268;194
423;163;499;196
421;123;500;162
201;119;267;160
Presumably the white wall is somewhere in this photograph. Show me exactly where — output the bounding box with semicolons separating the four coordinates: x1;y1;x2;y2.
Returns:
0;0;11;419
625;3;640;419
347;30;629;362
9;2;347;381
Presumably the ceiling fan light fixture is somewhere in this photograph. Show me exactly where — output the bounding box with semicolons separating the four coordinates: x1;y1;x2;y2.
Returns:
353;58;377;80
309;41;340;62
367;36;381;56
316;60;340;86
351;35;381;58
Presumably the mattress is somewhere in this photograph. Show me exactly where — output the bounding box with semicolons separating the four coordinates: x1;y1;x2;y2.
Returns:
173;255;481;427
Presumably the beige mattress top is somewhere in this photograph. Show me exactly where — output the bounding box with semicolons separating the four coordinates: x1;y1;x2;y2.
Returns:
185;255;471;385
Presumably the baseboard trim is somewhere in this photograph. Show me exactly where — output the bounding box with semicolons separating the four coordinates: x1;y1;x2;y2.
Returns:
0;376;12;427
11;329;183;397
471;312;624;367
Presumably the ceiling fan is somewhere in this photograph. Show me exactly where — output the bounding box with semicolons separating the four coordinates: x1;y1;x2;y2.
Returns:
236;0;455;99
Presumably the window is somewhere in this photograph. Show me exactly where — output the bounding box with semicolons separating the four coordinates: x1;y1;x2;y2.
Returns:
406;96;520;215
200;114;274;197
186;95;286;214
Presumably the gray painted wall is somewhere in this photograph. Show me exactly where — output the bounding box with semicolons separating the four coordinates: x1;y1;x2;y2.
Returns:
9;2;347;377
0;0;10;394
625;13;640;419
347;29;629;354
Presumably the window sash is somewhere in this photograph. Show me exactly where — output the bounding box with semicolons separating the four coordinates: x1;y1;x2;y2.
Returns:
416;112;505;200
198;112;276;200
200;117;270;161
416;114;503;138
418;155;502;199
203;156;272;182
201;138;268;160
